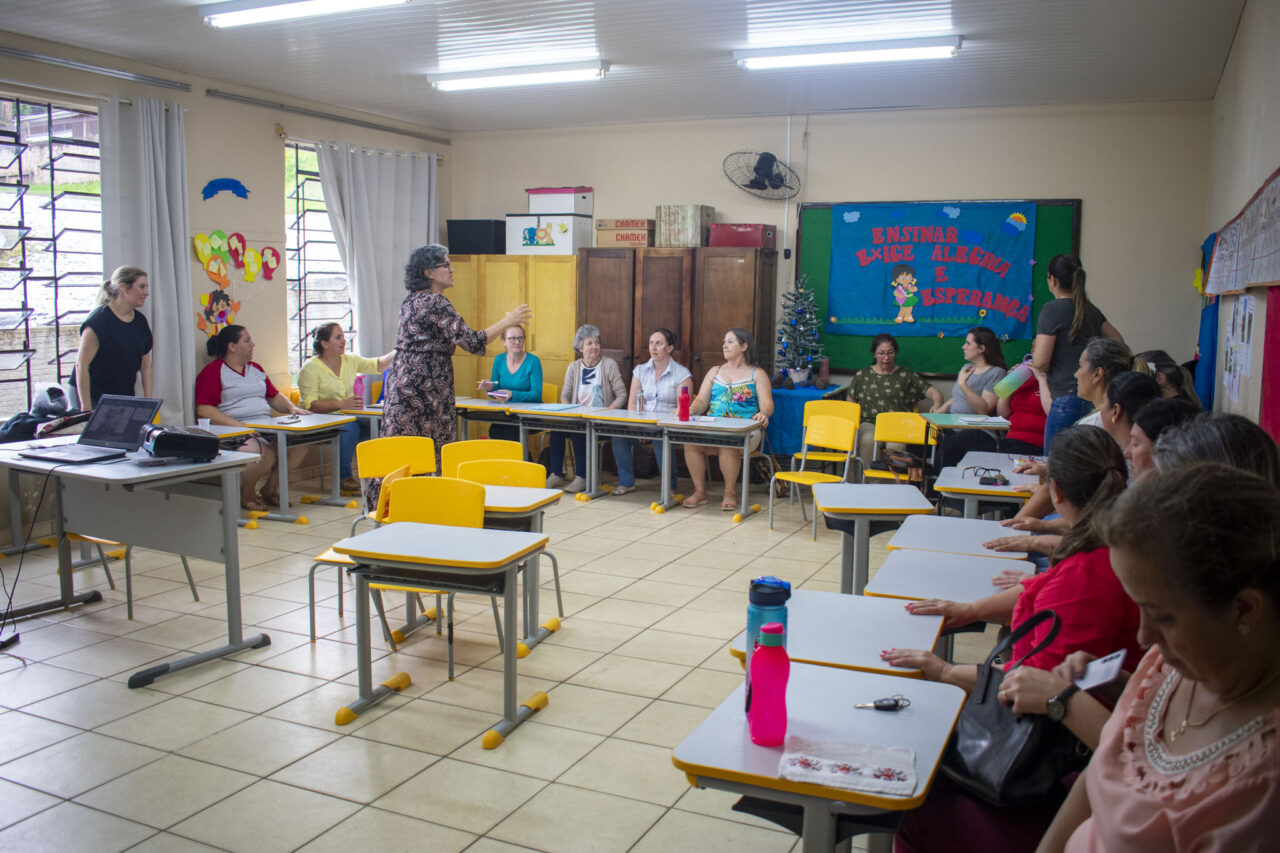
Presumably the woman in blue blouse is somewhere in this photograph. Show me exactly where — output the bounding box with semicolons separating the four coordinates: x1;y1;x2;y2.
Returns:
478;324;542;442
683;328;774;510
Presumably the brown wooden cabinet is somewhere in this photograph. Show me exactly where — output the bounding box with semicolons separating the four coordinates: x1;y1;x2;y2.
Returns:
690;248;777;386
575;248;636;380
633;248;693;369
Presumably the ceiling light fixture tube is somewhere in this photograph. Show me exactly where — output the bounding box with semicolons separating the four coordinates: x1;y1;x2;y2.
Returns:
429;61;609;92
734;36;961;69
198;0;410;29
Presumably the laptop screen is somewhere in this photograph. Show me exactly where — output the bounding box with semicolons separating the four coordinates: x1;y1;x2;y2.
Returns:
80;395;163;450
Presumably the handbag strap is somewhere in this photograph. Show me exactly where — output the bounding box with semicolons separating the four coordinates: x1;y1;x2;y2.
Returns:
985;609;1061;671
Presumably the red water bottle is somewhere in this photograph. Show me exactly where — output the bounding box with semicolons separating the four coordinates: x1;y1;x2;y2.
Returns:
678;386;691;421
748;623;789;746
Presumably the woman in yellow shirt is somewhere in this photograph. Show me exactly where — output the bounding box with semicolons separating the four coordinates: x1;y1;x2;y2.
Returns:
297;323;394;491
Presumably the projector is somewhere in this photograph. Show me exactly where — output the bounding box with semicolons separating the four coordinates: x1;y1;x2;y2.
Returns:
140;424;221;463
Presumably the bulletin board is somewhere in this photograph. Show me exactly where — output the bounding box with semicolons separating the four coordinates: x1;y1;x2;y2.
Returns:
796;199;1081;375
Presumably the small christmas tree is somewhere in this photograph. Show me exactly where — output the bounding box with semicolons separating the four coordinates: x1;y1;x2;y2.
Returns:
775;274;825;377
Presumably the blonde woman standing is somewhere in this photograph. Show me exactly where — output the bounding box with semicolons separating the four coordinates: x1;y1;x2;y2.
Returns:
73;265;153;408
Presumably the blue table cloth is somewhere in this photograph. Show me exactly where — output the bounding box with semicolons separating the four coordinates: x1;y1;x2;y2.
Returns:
765;385;841;457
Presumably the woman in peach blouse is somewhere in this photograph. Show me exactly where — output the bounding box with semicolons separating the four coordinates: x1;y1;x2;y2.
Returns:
1037;463;1280;852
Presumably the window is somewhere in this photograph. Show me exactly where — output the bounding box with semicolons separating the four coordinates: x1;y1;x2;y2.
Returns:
285;142;351;374
0;96;101;415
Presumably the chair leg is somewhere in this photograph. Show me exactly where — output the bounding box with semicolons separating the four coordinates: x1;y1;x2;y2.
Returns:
125;547;134;620
336;567;344;618
93;544;116;590
434;593;443;635
446;593;455;680
491;598;504;651
544;551;564;618
180;556;199;603
810;491;819;540
370;589;398;651
768;477;776;530
307;561;322;642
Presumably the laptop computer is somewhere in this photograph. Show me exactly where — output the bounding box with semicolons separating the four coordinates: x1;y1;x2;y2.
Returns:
19;395;163;464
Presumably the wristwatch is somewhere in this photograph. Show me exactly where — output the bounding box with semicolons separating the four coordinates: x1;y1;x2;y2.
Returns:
1047;684;1079;722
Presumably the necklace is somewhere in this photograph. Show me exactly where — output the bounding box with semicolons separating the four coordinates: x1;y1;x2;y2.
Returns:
1167;667;1280;743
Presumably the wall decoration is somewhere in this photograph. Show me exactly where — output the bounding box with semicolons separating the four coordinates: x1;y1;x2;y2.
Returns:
826;201;1038;341
204;255;231;287
197;288;240;338
261;246;282;280
208;230;231;263
1204;164;1280;295
242;247;262;282
200;178;251;201
227;232;246;268
192;233;212;264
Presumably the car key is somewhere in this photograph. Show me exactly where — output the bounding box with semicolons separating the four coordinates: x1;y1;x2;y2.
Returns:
855;694;911;711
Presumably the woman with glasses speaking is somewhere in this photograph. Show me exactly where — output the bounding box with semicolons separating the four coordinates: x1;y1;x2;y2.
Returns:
381;244;531;467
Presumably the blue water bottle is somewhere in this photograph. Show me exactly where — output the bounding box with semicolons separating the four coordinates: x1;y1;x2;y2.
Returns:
745;576;791;711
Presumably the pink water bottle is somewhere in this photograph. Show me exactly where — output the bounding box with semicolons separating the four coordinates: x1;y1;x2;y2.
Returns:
678;386;691;421
748;622;789;746
352;375;365;404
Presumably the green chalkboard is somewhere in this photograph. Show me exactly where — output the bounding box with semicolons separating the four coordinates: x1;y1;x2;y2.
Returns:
796;200;1081;376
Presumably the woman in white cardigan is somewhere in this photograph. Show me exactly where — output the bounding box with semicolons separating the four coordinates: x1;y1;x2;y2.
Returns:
547;323;626;492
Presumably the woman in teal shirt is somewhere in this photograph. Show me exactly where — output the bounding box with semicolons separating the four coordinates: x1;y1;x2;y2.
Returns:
478;325;542;442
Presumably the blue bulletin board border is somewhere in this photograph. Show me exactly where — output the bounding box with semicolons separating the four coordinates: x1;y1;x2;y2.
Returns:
796;199;1081;376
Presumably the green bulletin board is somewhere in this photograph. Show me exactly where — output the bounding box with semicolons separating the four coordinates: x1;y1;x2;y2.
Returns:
796;200;1081;375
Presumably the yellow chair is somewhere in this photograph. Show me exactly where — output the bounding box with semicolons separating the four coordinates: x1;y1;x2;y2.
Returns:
41;533;199;620
456;458;564;619
349;435;437;535
787;399;862;501
439;438;523;478
861;412;938;486
769;415;858;539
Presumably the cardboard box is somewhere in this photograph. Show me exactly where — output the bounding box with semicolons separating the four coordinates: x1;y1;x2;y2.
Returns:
527;186;594;215
446;219;505;254
596;218;655;231
505;213;593;255
709;222;777;249
596;228;654;247
655;204;715;247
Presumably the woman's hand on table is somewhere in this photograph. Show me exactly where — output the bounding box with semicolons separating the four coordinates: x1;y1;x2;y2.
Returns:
1013;460;1047;476
1001;516;1048;532
903;598;974;631
880;648;953;682
928;401;944;413
991;568;1032;589
999;666;1071;715
751;412;769;426
984;534;1033;553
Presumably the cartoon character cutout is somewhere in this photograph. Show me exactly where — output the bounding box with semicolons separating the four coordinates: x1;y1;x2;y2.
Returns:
197;288;241;338
891;263;919;324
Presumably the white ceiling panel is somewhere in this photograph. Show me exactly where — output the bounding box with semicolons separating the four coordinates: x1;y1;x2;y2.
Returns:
0;0;1247;133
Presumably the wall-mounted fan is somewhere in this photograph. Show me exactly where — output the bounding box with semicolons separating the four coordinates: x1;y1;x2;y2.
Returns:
723;151;801;200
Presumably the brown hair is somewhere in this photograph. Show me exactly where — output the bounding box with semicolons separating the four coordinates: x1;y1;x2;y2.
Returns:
1083;337;1145;387
312;322;342;356
1153;412;1280;485
968;326;1008;370
97;265;147;307
1046;424;1128;565
1101;463;1280;611
1047;254;1089;342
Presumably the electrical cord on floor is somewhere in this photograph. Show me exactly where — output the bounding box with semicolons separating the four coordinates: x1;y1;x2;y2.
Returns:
0;462;67;653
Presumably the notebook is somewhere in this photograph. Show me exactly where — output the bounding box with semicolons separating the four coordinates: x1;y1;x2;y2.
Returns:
19;395;163;464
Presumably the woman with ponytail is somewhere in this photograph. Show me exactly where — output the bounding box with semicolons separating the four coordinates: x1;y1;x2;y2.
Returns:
884;424;1142;852
73;265;153;409
1034;255;1125;449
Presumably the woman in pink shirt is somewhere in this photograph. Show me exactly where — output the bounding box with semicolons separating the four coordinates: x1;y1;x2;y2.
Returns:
1038;463;1280;852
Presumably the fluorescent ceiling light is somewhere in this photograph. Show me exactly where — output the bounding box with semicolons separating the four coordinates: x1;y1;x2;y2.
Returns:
734;36;961;69
199;0;410;28
429;61;608;92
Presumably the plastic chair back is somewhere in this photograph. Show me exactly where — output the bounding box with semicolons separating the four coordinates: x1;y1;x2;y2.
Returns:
873;411;935;446
803;415;857;456
387;476;485;528
803;399;861;429
356;435;437;479
456;459;546;488
542;383;558;403
374;463;413;522
440;438;523;478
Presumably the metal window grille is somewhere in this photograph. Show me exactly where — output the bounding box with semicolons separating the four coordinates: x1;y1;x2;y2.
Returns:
285;142;351;374
0;96;101;415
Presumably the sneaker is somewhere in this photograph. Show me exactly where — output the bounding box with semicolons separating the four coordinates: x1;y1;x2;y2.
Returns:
564;476;586;493
546;474;565;489
612;484;635;496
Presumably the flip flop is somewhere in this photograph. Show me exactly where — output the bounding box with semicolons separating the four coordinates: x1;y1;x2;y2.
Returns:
682;494;708;508
241;496;268;513
259;490;281;508
721;497;739;511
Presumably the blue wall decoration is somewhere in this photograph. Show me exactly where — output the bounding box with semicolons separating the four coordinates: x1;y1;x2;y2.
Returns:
201;178;251;201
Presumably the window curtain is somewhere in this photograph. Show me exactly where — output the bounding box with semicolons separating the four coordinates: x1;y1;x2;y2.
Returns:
99;95;194;424
315;142;437;355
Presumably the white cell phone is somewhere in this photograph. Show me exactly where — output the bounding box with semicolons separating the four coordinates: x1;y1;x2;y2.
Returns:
1073;649;1125;691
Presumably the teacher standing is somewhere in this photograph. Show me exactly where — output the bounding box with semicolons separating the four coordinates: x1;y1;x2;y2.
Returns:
382;244;531;467
74;265;153;408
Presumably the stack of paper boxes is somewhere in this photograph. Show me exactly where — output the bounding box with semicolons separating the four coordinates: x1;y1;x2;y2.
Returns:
506;187;593;254
595;218;655;247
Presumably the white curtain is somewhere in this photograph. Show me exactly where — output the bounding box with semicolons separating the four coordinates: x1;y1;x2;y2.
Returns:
99;96;194;425
316;143;437;355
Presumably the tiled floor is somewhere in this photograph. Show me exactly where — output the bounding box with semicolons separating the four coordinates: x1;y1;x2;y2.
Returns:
0;475;992;852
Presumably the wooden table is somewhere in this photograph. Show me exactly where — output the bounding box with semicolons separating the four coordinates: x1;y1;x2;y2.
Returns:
672;663;966;852
240;412;357;523
811;483;934;594
932;465;1039;518
728;589;943;678
332;521;548;747
888;514;1029;560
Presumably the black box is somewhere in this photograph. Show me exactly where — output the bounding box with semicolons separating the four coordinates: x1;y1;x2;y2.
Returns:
446;220;506;254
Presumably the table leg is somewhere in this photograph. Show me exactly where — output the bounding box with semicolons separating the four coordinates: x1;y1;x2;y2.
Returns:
337;570;411;724
853;517;871;595
964;495;978;519
306;431;357;507
653;433;679;512
800;804;838;853
129;469;270;688
483;563;547;748
4;476;103;622
261;432;304;523
516;515;556;658
583;422;606;500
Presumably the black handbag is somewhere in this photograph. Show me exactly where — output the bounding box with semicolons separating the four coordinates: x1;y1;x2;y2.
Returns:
941;609;1090;808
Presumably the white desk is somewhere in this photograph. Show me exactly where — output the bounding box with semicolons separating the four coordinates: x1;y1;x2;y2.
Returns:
332;521;548;748
585;408;670;504
454;396;520;442
865;549;1036;604
241;412;356;523
887;514;1029;560
811;483;934;594
672;663;966;852
504;401;600;495
728;590;943;678
957;450;1044;473
932;466;1039;518
658;415;764;521
0;443;268;686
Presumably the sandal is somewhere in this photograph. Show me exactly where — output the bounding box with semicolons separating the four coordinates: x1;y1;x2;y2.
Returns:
241;495;268;513
682;493;708;508
259;489;281;508
721;496;739;511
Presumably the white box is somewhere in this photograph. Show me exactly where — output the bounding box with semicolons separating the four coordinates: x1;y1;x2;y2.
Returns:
506;214;593;255
527;186;594;215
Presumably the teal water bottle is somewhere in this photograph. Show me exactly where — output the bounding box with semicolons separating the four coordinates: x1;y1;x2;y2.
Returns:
745;576;790;711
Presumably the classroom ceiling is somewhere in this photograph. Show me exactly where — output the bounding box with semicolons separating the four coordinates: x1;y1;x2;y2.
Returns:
0;0;1247;136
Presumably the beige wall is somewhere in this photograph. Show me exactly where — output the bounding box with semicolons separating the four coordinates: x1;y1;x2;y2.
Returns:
1207;0;1280;417
0;31;450;395
451;101;1212;370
